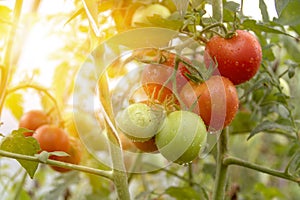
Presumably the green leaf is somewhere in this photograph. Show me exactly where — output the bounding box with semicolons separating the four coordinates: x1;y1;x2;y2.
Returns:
281;35;300;62
0;128;40;178
147;15;183;30
165;186;204;200
224;1;240;12
259;0;269;22
276;0;300;25
287;150;300;177
241;19;294;37
4;92;24;120
248;120;294;140
172;0;189;16
275;0;289;16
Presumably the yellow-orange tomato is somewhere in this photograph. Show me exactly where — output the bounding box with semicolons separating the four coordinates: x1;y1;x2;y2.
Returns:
50;137;83;173
33;125;70;153
19;110;49;137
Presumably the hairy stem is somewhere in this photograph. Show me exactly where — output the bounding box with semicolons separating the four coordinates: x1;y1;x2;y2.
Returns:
0;150;113;180
212;128;229;200
223;156;300;184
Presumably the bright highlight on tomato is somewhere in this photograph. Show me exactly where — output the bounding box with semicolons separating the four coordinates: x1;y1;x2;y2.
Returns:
204;30;262;85
116;103;165;142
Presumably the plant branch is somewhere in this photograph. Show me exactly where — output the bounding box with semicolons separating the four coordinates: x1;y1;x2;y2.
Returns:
0;149;113;180
212;128;229;200
223;156;300;184
6;84;63;126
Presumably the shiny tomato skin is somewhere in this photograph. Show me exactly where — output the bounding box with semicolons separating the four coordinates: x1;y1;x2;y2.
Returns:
180;76;239;131
204;30;262;85
50;137;82;173
33;125;70;153
19;110;49;137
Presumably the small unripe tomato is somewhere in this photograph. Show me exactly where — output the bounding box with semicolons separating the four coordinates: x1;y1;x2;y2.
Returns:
155;110;207;165
19;110;49;137
116;103;165;142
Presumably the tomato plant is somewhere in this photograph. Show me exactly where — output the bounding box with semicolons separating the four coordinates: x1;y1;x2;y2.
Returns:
0;0;300;200
204;30;262;85
180;76;239;131
19;110;49;137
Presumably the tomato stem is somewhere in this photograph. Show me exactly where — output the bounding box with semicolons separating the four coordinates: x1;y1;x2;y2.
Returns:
212;128;229;200
0;149;113;180
223;156;300;184
6;84;63;127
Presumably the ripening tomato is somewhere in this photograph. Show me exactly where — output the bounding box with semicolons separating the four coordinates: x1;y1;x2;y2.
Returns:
50;137;83;173
204;30;262;85
179;76;239;131
155;110;207;164
19;110;49;137
133;137;158;153
119;132;138;152
33;125;70;153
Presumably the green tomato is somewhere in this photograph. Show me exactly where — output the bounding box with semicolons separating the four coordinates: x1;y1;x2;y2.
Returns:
155;110;207;165
131;4;171;26
116;103;165;142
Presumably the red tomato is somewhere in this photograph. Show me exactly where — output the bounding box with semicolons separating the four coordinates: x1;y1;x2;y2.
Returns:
19;110;49;137
33;125;70;153
50;137;83;173
179;76;239;131
204;30;262;85
133;137;158;153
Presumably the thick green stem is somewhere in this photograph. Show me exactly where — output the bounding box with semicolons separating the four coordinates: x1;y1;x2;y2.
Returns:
0;0;23;117
223;156;300;184
212;128;229;200
98;76;131;200
0;149;113;180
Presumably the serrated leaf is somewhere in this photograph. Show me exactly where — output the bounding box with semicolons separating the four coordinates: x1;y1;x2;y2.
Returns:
281;35;300;62
165;186;204;200
172;0;189;16
4;92;24;120
248;120;294;140
276;0;300;25
259;0;269;22
287;151;300;177
0;129;40;178
147;15;183;30
224;1;240;12
82;0;100;36
275;0;289;16
241;19;295;38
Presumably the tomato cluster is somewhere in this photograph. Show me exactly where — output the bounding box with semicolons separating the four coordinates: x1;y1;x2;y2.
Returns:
116;30;262;164
19;110;82;173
